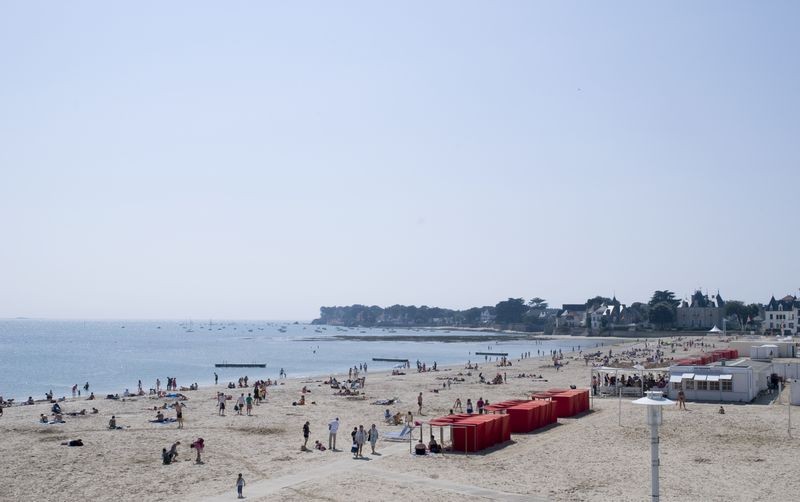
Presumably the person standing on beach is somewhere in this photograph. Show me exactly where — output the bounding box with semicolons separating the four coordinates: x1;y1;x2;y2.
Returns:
175;401;184;429
417;392;423;415
191;437;204;464
245;393;253;416
303;421;310;449
454;398;462;412
368;424;379;454
218;393;226;416
677;389;687;410
214;372;218;385
236;473;245;499
328;417;339;450
355;425;366;458
236;394;245;415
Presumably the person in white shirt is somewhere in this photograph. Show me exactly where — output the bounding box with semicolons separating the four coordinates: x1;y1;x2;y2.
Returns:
328;417;340;450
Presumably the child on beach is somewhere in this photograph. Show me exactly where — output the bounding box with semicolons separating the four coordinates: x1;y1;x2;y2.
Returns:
236;473;245;498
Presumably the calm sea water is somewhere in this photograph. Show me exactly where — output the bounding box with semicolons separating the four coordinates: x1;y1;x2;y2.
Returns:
0;319;612;401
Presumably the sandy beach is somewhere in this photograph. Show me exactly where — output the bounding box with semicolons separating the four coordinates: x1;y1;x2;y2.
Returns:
1;335;798;502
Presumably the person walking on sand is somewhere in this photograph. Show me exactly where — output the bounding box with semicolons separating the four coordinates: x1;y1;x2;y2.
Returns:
418;392;423;415
245;393;253;416
303;421;310;449
191;438;204;464
354;425;366;458
677;389;687;410
328;417;339;450
236;393;245;415
236;473;245;499
368;424;379;454
175;401;184;429
218;392;226;416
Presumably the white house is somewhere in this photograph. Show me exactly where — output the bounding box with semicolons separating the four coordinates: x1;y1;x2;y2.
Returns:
762;295;800;335
667;358;773;403
556;304;587;329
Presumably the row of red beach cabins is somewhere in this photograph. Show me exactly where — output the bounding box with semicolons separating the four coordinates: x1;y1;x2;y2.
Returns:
674;348;739;367
428;388;590;453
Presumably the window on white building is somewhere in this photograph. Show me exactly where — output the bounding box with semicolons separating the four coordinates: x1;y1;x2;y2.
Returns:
722;381;732;392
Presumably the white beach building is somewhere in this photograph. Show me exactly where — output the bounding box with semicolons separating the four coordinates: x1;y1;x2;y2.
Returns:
667;358;773;403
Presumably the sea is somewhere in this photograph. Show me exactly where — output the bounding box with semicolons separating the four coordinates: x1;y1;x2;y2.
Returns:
0;319;615;401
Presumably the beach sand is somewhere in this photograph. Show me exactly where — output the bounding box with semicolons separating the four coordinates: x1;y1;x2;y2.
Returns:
1;335;798;501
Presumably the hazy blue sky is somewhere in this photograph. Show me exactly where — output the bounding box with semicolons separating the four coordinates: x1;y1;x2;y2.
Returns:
1;2;798;320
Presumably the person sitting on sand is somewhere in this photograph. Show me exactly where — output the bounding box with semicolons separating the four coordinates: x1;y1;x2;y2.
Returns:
428;435;441;454
53;413;64;423
40;414;48;424
109;416;117;429
87;393;95;400
718;406;725;415
392;412;402;425
51;403;62;414
162;448;172;465
91;407;99;414
384;409;391;422
169;441;180;462
414;439;427;455
314;440;326;451
155;411;165;422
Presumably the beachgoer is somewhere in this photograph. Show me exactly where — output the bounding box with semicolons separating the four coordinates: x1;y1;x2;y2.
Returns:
62;439;84;447
236;473;245;499
677;389;687;410
418;392;423;415
406;411;414;425
414;439;427;455
108;416;117;429
384;409;391;422
175;401;184;429
303;421;310;448
355;425;366;458
454;398;462;412
169;441;180;462
246;393;253;416
368;424;379;454
328;417;339;450
162;448;171;465
214;372;218;385
718;406;725;414
314;440;326;451
477;397;485;414
466;399;474;414
218;393;226;416
429;435;441;453
236;394;245;415
190;438;204;464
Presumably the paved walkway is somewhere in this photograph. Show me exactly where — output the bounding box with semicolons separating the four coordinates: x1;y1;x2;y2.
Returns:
196;442;543;502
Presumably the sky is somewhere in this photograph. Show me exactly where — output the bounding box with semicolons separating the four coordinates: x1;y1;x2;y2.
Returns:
1;2;799;320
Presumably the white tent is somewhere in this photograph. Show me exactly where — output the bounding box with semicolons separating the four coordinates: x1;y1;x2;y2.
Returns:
708;325;723;334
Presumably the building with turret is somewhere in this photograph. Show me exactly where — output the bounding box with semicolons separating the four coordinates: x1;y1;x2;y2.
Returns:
675;291;725;330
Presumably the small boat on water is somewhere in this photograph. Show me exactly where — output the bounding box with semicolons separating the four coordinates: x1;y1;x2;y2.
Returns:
215;362;267;368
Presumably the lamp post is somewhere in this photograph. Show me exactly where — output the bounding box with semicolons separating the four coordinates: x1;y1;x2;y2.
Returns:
632;390;674;501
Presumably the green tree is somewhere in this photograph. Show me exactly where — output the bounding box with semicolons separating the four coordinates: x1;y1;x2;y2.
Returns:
649;302;675;329
528;297;548;309
585;296;612;310
649;290;680;308
494;298;528;324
